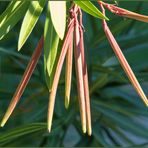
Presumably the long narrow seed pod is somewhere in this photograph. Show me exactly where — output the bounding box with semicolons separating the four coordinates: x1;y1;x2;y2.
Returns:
100;1;148;23
79;10;92;136
48;20;75;132
74;8;86;133
1;36;44;127
99;3;148;106
65;33;73;109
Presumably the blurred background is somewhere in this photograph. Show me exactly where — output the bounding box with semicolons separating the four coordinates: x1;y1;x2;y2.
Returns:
0;1;148;147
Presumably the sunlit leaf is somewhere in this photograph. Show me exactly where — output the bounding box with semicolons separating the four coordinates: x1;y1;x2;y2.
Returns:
74;1;108;20
49;1;66;40
0;1;29;39
18;0;46;50
0;123;46;144
44;2;60;90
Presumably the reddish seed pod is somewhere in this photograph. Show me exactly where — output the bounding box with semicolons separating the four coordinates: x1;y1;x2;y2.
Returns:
99;1;148;22
1;36;44;127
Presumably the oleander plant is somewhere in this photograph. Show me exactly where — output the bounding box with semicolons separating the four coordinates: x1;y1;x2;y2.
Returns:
0;0;148;147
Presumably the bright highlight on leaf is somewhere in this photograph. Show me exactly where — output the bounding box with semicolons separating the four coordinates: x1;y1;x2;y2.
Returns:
74;1;109;20
18;0;46;51
0;1;29;39
0;1;21;26
49;1;66;40
44;2;59;90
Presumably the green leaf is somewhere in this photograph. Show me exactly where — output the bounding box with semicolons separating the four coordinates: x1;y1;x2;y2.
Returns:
74;1;108;20
44;2;60;90
90;74;108;95
18;0;46;51
0;1;29;39
94;105;148;139
93;123;110;147
49;1;66;40
0;47;29;61
0;123;46;144
0;1;18;24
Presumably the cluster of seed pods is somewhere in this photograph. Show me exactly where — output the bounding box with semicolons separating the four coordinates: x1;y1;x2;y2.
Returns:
48;4;91;135
1;2;148;136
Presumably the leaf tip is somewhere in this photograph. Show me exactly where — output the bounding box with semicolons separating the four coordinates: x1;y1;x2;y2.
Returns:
18;42;23;51
59;33;65;40
18;47;21;52
105;17;110;21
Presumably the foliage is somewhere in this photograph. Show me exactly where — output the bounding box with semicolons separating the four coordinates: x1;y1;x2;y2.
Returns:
0;1;148;147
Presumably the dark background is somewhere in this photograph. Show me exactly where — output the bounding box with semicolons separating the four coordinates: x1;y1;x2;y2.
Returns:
0;1;148;147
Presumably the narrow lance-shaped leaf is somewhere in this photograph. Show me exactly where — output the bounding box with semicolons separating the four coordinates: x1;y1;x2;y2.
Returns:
74;7;86;133
74;1;108;20
99;3;148;106
0;1;20;26
48;20;75;132
1;36;44;127
79;15;92;135
100;1;148;23
65;33;73;109
0;123;46;144
49;1;66;40
44;2;59;90
18;0;46;51
0;1;29;39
